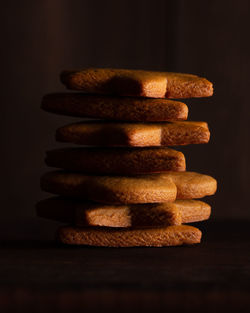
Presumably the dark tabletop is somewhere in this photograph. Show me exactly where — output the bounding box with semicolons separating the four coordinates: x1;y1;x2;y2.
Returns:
1;219;250;313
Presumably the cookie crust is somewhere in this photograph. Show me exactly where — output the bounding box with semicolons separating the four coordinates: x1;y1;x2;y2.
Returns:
57;225;202;247
56;121;210;147
41;93;188;122
45;147;186;174
36;197;211;227
40;171;217;204
61;68;213;99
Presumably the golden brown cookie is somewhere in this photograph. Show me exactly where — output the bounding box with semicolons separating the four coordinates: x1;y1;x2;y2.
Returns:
41;93;188;122
61;68;213;99
40;171;216;204
36;197;211;227
57;225;202;247
45;147;186;174
56;121;210;147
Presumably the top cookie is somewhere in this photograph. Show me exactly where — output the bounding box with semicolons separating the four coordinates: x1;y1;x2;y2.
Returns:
60;68;213;99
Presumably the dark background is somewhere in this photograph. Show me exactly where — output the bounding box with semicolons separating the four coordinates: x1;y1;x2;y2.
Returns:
0;0;249;240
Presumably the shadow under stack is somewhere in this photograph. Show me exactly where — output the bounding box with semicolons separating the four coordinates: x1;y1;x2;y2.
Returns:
37;68;217;247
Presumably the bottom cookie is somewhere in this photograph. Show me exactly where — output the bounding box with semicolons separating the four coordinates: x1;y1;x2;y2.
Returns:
57;225;202;247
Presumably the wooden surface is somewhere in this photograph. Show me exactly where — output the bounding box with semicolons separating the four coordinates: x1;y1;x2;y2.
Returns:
0;219;249;313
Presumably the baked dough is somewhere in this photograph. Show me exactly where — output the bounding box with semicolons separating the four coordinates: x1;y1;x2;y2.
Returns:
40;171;217;204
61;68;213;99
41;93;188;122
36;197;211;227
45;147;186;174
57;225;202;247
56;121;210;147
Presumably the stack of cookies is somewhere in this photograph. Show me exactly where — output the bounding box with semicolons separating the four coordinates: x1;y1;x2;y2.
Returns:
37;68;217;247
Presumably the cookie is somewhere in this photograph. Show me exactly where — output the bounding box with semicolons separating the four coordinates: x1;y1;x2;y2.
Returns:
36;197;211;227
40;171;217;204
45;147;186;174
56;121;210;147
41;93;188;122
61;68;213;99
57;225;202;247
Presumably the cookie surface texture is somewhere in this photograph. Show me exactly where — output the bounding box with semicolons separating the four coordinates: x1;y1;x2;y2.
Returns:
36;197;211;227
56;121;210;147
40;171;216;204
57;225;202;247
42;93;188;122
61;68;213;98
45;147;186;174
